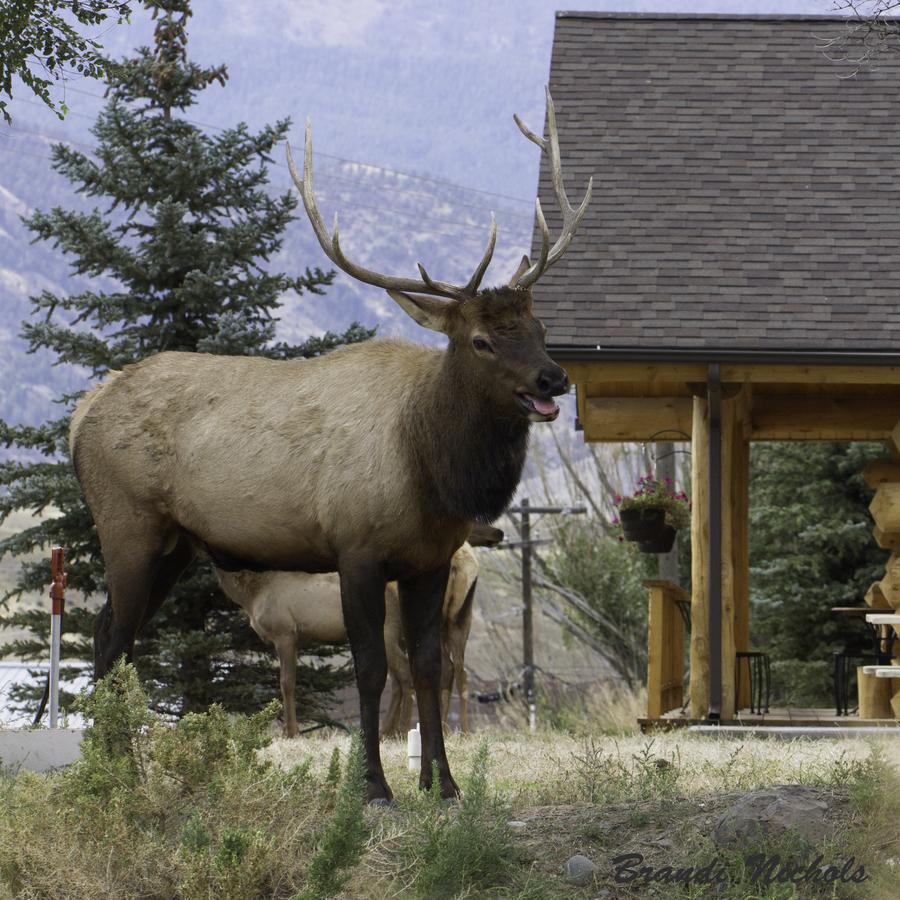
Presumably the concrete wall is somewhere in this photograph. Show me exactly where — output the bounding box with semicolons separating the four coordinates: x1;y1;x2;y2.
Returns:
0;729;83;772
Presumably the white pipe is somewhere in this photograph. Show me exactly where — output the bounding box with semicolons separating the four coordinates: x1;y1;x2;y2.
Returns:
407;722;421;772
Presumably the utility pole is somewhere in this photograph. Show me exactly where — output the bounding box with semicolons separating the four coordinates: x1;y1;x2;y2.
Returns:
521;499;535;731
49;547;66;728
503;499;586;732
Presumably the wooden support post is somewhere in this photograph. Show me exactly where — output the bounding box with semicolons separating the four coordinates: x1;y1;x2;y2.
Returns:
719;387;752;719
720;396;737;719
690;396;710;718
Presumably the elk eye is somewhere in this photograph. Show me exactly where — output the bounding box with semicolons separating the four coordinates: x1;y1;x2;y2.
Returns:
472;337;494;354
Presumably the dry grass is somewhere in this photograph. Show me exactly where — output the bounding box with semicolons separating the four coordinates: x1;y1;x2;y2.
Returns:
267;729;900;899
266;727;899;806
1;667;897;899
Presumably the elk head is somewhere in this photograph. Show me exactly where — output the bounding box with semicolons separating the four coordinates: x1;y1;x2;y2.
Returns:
286;87;592;424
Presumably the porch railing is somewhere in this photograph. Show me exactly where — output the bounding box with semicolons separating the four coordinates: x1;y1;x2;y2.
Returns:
644;579;689;719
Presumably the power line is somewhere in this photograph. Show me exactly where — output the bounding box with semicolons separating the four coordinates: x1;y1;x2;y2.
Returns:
48;84;536;207
6;95;533;221
2;129;532;242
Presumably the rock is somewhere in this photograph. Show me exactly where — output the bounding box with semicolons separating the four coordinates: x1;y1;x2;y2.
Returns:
712;785;836;848
564;854;598;886
507;820;527;829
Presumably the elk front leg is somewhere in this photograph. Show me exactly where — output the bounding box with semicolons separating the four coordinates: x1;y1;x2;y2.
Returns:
339;557;391;804
398;562;458;799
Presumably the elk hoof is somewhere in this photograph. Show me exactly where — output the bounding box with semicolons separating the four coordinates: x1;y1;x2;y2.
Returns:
365;778;394;806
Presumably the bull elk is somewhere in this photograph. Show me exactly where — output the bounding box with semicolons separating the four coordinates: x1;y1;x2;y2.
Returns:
70;88;590;802
215;540;485;738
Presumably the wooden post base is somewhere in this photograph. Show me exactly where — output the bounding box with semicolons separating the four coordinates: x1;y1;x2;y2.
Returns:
857;667;894;719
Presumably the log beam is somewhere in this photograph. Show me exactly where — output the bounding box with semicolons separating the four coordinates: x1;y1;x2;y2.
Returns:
750;395;900;441
866;581;891;610
891;421;900;459
879;553;900;611
863;459;900;490
870;485;900;535
558;360;900;387
582;397;693;442
873;527;900;551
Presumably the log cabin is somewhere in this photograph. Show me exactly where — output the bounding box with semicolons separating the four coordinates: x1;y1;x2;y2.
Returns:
530;13;900;727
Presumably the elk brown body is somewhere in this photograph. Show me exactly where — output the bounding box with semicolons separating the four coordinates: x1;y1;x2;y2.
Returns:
70;88;590;803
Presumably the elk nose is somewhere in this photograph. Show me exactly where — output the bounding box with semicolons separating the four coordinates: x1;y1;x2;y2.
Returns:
536;365;569;396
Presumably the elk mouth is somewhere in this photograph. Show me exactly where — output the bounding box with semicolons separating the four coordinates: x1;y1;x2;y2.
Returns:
517;392;560;422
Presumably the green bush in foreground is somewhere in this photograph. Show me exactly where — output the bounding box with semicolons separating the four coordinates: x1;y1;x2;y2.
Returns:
0;662;359;898
397;743;514;899
302;731;368;900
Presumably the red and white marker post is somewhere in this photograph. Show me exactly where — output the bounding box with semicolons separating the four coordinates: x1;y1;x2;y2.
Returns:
48;547;66;728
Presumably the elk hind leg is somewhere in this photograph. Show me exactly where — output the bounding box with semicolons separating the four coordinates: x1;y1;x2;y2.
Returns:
94;531;166;680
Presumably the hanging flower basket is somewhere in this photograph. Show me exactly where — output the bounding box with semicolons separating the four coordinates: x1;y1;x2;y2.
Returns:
618;506;666;542
637;524;678;554
613;476;690;550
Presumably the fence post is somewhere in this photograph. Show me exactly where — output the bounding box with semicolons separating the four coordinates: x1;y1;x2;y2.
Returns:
49;547;66;728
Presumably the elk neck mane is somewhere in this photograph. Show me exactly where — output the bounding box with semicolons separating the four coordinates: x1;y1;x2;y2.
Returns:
401;343;529;524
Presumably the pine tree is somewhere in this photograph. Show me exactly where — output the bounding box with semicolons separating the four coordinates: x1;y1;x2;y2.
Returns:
749;442;888;663
0;0;371;719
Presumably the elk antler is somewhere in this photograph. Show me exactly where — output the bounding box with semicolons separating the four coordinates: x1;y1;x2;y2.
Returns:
287;122;497;301
512;87;593;289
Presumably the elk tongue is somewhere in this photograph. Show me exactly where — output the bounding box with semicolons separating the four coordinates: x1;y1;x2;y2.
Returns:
525;394;559;416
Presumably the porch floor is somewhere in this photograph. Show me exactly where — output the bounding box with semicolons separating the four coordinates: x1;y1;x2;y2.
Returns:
639;706;899;732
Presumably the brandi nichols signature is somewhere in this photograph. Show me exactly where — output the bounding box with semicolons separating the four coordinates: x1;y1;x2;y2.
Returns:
611;852;869;888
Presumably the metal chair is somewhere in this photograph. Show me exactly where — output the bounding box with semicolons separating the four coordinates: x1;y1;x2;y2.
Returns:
735;651;771;714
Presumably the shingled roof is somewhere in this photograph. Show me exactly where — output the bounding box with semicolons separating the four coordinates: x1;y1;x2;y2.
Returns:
533;13;900;355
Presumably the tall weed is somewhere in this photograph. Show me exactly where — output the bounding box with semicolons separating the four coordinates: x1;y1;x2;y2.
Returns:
400;742;513;899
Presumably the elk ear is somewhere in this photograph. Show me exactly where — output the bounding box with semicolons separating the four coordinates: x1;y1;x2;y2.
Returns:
386;290;452;333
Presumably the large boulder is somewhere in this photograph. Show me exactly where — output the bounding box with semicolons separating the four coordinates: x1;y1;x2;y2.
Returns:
712;784;838;848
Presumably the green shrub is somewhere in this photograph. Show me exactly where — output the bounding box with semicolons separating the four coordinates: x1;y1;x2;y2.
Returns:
0;661;328;898
400;742;513;899
301;731;368;900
